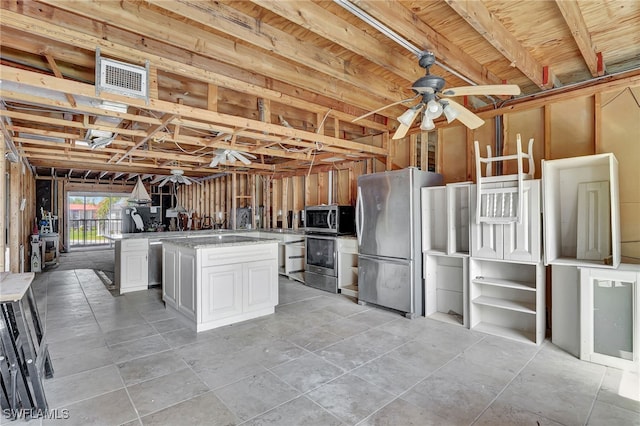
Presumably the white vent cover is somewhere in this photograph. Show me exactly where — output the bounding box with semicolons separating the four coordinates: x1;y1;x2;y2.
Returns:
95;48;149;103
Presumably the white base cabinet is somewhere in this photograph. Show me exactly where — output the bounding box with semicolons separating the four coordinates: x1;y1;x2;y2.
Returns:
424;254;468;327
117;238;149;294
338;237;358;297
470;258;545;345
163;240;278;332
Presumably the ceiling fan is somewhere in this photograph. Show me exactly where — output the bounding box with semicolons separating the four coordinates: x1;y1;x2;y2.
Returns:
209;149;256;167
353;52;521;139
156;169;201;187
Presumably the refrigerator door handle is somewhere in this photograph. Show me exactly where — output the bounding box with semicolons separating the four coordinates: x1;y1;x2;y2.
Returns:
356;186;363;246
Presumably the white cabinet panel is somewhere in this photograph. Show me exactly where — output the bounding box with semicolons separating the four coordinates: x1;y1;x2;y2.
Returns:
178;251;196;320
471;180;540;263
244;260;278;312
121;251;148;291
576;181;611;261
163;245;177;305
201;264;243;322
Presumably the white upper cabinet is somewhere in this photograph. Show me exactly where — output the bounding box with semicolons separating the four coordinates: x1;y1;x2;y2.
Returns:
542;153;620;268
470;180;541;263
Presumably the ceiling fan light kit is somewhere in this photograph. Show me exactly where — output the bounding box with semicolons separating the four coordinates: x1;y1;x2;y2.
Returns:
442;102;460;123
420;114;435;131
397;105;422;127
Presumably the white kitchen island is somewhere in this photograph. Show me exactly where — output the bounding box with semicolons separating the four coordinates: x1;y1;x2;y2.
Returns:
162;235;279;332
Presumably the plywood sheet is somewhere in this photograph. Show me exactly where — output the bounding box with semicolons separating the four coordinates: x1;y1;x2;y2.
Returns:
549;96;595;159
504;108;545;178
441;125;469;183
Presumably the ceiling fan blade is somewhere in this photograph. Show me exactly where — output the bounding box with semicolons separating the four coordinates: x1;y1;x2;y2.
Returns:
445;99;485;129
209;156;222;167
392;123;410;140
441;84;521;97
352;94;420;123
158;177;169;187
231;151;252;165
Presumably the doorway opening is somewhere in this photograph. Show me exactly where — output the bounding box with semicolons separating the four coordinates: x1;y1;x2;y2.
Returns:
67;192;129;249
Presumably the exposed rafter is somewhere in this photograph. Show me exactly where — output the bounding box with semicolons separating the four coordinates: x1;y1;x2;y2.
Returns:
555;0;604;77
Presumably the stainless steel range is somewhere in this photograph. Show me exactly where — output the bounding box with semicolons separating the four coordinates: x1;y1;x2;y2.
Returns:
305;233;338;293
303;204;355;293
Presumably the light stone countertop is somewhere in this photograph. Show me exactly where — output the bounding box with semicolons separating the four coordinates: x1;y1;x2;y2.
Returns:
106;228;307;241
162;234;279;249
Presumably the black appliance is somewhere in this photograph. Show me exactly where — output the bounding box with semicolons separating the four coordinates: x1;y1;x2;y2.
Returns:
304;205;355;235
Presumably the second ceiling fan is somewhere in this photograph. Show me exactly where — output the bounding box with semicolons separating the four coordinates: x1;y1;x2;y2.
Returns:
354;52;521;139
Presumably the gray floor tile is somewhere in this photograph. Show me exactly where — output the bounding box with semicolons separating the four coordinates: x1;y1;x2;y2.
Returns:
41;389;137;426
346;328;410;354
587;400;640;426
359;398;450;426
149;317;186;334
345;308;399;328
47;334;107;360
117;349;189;385
386;339;458;373
43;364;124;409
139;391;239;425
596;367;640;413
49;345;113;378
127;368;209;417
109;334;171;363
315;338;382;371
319;317;370;339
401;372;501;426
214;371;300;421
287;326;344;352
306;374;394;424
351;354;428;396
103;323;159;346
245;338;309;368
270;353;345;393
138;307;176;323
243;395;343;426
473;400;565;425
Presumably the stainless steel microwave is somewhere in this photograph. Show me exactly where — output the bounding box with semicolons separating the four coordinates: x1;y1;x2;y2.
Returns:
304;205;355;235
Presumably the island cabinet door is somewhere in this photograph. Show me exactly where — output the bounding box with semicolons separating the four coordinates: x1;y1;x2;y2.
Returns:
201;264;243;322
243;260;278;313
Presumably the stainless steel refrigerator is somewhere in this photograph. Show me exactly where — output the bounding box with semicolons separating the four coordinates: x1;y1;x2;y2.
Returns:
356;168;443;318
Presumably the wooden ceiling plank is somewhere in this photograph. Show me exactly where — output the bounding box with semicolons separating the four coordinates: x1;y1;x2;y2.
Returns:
42;52;77;107
148;0;401;98
445;0;557;89
351;0;502;86
0;10;389;131
252;0;420;82
555;0;604;77
31;1;399;112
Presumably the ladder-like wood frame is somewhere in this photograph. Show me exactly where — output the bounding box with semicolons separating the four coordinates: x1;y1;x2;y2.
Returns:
475;134;534;224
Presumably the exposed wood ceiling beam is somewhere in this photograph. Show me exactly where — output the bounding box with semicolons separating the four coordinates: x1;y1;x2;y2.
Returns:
42;52;77;107
0;8;390;132
445;0;558;89
0;65;387;156
113;114;177;164
555;0;604;77
32;1;400;112
349;0;502;86
251;0;419;82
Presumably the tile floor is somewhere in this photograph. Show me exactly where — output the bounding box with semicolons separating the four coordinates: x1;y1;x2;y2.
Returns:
8;249;640;425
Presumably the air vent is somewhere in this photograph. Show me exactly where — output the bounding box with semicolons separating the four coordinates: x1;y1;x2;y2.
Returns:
95;48;149;103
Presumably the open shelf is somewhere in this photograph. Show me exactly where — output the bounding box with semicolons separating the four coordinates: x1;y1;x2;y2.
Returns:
473;322;536;345
340;284;358;298
472;295;535;314
427;311;464;326
472;277;536;291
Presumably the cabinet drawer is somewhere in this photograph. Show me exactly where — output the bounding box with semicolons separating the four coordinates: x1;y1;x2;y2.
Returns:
121;238;149;251
200;244;278;267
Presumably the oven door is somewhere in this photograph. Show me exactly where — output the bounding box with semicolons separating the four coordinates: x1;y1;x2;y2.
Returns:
305;235;337;277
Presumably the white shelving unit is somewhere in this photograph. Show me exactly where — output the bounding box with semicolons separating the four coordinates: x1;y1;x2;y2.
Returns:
421;183;471;326
542;153;620;268
470;259;545;345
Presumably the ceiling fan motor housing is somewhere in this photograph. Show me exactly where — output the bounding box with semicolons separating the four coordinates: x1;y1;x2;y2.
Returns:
412;75;446;94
